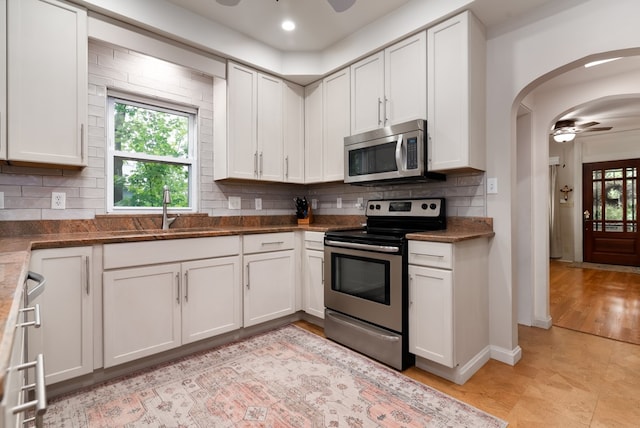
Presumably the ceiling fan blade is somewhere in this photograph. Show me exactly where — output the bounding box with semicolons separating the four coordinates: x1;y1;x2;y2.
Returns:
327;0;356;13
216;0;241;6
579;127;613;133
574;121;599;130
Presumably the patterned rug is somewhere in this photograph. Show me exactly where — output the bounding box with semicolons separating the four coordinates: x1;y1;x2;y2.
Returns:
45;325;507;427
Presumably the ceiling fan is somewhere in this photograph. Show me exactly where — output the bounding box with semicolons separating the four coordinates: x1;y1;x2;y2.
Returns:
216;0;357;13
551;119;612;143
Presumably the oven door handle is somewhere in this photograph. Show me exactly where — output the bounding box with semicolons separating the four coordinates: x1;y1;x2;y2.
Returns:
325;240;400;253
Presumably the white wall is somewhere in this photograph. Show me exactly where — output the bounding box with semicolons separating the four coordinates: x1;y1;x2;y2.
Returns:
486;0;640;357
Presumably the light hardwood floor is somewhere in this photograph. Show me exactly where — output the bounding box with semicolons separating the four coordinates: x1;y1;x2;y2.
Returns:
296;278;640;427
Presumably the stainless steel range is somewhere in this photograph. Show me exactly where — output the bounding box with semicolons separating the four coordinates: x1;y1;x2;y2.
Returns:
324;198;446;370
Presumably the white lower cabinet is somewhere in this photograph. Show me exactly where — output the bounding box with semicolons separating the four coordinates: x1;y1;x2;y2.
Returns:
243;233;296;327
102;237;241;368
408;239;489;384
303;231;325;319
28;247;93;385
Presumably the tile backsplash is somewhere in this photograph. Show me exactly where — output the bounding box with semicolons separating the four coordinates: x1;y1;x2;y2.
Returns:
0;40;485;221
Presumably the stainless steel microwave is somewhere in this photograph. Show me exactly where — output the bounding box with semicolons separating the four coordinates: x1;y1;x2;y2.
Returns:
344;120;445;185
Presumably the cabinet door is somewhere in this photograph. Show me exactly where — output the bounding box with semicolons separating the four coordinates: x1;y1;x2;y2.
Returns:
304;80;323;183
0;0;6;160
7;0;87;166
350;52;384;134
227;61;258;179
257;72;283;181
428;11;485;172
283;81;305;183
385;31;426;126
408;264;454;367
244;250;296;327
103;263;181;368
28;247;93;385
181;256;241;344
323;68;350;182
303;249;325;319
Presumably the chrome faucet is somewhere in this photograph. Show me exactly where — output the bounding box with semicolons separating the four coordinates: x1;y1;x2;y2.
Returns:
162;185;176;230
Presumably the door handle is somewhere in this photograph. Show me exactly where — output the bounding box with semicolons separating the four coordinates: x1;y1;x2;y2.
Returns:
583;210;591;220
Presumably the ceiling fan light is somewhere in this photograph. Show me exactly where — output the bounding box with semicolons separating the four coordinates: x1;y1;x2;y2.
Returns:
216;0;241;6
553;132;576;143
327;0;356;13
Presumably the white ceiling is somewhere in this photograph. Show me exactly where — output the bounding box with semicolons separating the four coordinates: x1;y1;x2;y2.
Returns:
166;0;554;52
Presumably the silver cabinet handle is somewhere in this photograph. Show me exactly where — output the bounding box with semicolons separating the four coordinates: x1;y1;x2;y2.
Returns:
246;263;250;289
254;152;258;176
321;260;324;284
85;256;90;295
261;241;284;246
377;97;383;125
11;354;47;425
16;304;41;329
184;271;189;302
285;155;289;179
384;97;389;125
80;123;85;160
259;152;263;176
176;272;180;304
26;271;46;304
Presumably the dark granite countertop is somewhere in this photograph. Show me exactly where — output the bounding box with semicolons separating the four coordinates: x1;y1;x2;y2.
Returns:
0;214;492;396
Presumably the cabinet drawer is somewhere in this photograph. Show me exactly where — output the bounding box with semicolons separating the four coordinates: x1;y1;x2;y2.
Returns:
104;236;241;269
243;232;295;254
304;231;325;251
408;241;452;269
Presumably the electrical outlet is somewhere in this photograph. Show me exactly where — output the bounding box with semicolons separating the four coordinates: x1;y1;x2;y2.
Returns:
0;192;4;209
228;196;241;210
311;199;318;210
356;197;364;209
51;192;66;210
255;198;262;210
336;197;342;209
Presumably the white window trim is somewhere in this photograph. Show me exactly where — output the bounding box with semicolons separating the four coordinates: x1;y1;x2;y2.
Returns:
106;94;198;213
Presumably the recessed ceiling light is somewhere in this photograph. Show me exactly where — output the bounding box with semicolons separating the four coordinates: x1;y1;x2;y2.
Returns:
282;20;295;31
584;57;621;68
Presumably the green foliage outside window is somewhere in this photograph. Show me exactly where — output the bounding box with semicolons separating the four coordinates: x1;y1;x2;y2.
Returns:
113;101;192;208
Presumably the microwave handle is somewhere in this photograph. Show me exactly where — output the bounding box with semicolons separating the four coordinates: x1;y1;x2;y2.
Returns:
395;134;404;171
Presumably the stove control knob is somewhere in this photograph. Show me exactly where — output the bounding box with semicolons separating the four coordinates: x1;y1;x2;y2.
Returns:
430;203;437;210
369;204;375;210
421;203;428;210
375;204;381;210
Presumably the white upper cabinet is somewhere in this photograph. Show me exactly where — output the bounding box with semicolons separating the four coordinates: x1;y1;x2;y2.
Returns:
223;61;305;183
427;11;486;173
7;0;87;167
322;67;350;182
257;72;284;181
283;81;305;183
350;52;384;134
351;32;426;135
304;80;323;183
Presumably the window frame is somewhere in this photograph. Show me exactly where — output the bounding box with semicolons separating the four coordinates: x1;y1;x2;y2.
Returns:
106;92;198;213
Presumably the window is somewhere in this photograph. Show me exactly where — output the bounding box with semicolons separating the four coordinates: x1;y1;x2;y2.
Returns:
107;95;197;212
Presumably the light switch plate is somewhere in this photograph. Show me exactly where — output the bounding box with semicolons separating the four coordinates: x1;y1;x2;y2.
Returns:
487;177;498;194
228;196;241;210
311;199;318;210
0;192;4;209
336;197;342;209
255;198;262;210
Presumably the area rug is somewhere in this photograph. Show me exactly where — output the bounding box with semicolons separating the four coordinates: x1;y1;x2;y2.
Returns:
44;325;507;427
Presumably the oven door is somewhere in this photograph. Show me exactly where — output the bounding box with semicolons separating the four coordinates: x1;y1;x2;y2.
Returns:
324;242;404;333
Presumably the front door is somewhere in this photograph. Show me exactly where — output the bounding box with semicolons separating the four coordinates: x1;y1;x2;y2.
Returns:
583;159;640;266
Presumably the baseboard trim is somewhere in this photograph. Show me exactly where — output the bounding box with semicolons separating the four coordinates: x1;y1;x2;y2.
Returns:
415;346;491;385
532;316;553;329
490;344;522;366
